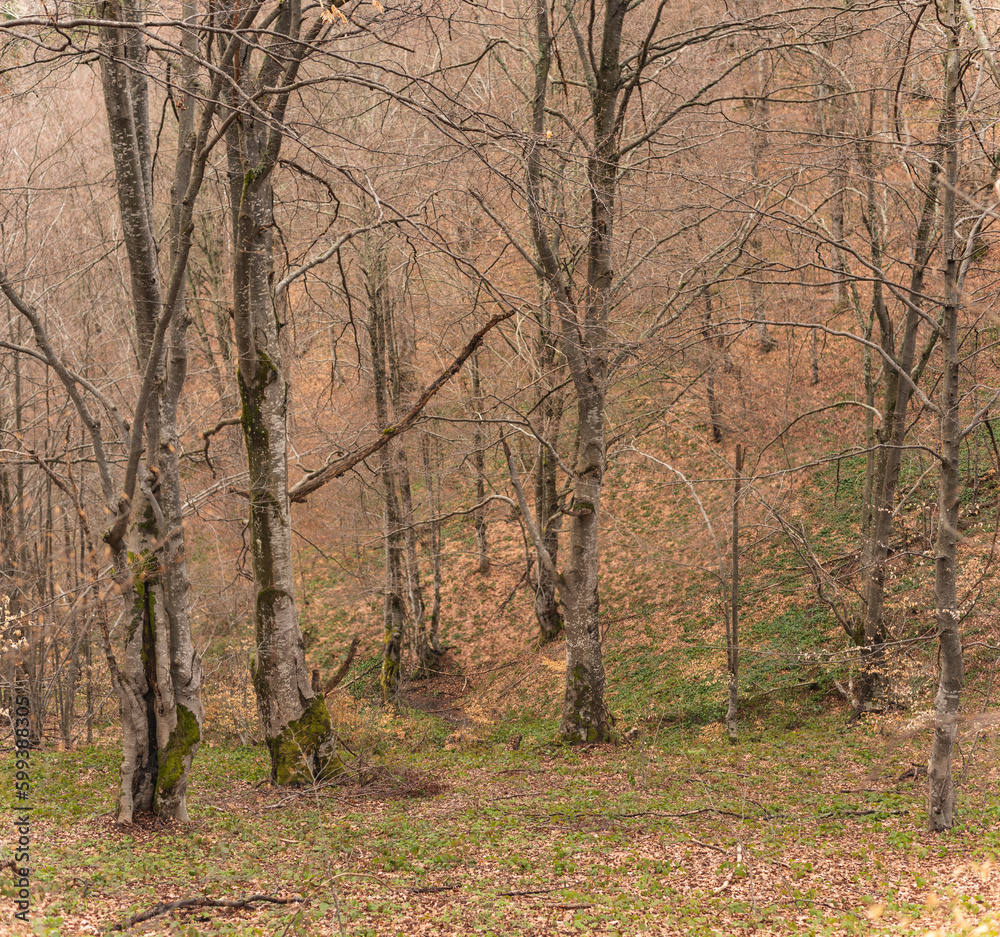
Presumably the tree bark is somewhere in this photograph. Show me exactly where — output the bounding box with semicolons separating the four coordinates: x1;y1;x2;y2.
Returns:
533;313;564;643
928;3;963;830
727;446;744;744
98;0;204;821
364;245;409;700
470;351;491;575
518;0;623;741
225;1;336;782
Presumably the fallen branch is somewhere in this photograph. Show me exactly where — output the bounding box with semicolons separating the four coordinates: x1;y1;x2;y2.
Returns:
712;841;743;894
497;887;559;896
114;893;301;930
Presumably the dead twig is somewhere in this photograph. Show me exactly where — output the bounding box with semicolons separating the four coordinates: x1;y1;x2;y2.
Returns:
712;841;743;894
497;887;559;896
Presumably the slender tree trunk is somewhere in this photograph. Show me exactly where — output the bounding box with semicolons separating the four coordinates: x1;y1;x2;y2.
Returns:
727;445;743;744
470;351;490;575
365;246;408;699
421;435;443;659
534;393;564;643
928;6;963;829
747;58;775;353
701;282;724;442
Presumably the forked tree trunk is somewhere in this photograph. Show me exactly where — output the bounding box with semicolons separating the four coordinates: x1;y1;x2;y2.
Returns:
98;0;203;821
519;0;617;742
856;127;944;707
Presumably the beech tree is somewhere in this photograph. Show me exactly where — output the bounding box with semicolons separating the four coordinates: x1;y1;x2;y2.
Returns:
452;0;759;741
220;0;342;783
0;0;227;819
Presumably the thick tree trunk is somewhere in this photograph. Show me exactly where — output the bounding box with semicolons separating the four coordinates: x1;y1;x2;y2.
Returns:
99;0;203;820
228;103;336;785
99;5;160;823
520;0;618;742
560;393;608;741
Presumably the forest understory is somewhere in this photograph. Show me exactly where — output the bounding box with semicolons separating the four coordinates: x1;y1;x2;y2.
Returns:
5;0;1000;931
7;326;1000;936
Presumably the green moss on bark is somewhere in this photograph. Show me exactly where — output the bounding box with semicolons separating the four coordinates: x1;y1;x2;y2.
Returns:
563;662;612;744
156;704;200;803
268;695;341;786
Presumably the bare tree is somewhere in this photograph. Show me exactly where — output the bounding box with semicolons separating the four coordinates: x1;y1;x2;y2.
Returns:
221;0;340;783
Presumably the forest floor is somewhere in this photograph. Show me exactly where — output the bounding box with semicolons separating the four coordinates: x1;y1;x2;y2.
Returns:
9;678;1000;937
11;328;1000;935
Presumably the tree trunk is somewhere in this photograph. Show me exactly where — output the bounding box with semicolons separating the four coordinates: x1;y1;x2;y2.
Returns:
421;435;444;660
701;281;724;442
534;393;564;644
520;0;617;742
747;58;775;353
98;0;203;819
226;38;336;782
856;125;944;705
559;389;609;742
727;446;744;744
928;4;963;830
470;351;491;575
364;240;410;699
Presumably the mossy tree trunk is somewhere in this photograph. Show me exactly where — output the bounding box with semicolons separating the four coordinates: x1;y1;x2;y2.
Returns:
224;0;336;785
98;0;204;822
